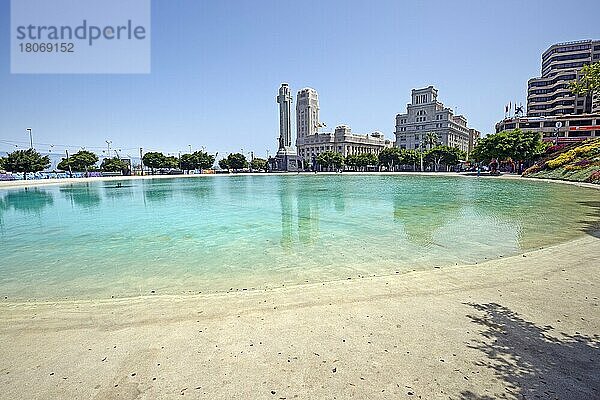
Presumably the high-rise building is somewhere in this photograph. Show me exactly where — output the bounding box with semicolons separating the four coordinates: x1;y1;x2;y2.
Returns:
496;40;600;143
295;88;391;163
394;86;474;153
296;88;320;139
527;40;600;117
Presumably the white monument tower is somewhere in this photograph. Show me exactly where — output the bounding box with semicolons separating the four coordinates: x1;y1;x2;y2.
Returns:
276;83;295;156
272;83;301;171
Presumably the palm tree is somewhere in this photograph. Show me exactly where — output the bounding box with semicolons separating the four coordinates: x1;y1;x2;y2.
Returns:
425;132;439;151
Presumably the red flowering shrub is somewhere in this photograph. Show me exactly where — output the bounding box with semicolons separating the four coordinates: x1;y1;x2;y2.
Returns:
586;170;600;184
546;144;566;154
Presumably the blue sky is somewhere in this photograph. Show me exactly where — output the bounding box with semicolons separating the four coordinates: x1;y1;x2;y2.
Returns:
1;0;599;159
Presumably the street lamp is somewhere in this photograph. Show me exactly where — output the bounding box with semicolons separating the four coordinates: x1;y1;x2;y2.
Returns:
188;144;192;153
106;140;112;158
554;121;562;146
419;143;425;172
26;128;33;149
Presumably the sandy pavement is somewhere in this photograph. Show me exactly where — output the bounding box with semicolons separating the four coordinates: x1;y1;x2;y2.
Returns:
0;233;598;399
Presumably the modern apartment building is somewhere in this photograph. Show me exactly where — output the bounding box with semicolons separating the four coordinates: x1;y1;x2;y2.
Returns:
394;86;474;153
496;40;600;143
295;88;391;161
527;40;600;117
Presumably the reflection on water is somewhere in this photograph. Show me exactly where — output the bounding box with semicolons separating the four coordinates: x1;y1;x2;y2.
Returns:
279;179;293;250
279;178;328;249
297;194;319;245
142;179;173;203
0;188;54;214
60;184;102;209
179;178;215;202
104;181;134;201
0;175;598;301
393;179;462;247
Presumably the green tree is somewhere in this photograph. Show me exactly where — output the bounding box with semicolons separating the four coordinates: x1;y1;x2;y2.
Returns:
378;147;402;170
142;152;166;174
218;158;229;171
570;61;600;99
0;156;6;171
399;149;419;171
3;149;50;180
180;153;196;172
425;146;465;172
179;151;215;173
57;150;98;174
316;151;343;171
194;150;216;171
164;156;180;169
101;157;127;173
227;153;248;171
250;157;268;171
424;132;439;150
472;129;547;167
345;154;360;170
357;153;379;171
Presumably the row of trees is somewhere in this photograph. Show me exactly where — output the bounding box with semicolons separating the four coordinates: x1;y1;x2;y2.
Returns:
0;129;550;179
0;149;132;179
52;150;131;175
313;145;466;172
217;153;268;172
0;148;217;179
0;149;51;180
142;151;215;174
471;129;548;171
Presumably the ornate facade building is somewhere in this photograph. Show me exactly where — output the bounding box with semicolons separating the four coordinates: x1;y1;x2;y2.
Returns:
394;86;476;153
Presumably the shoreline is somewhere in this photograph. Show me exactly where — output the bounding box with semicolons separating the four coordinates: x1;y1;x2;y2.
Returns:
1;170;598;191
1;234;599;399
0;230;591;307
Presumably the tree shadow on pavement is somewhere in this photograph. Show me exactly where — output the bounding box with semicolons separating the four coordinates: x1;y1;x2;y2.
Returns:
461;303;600;400
578;200;600;239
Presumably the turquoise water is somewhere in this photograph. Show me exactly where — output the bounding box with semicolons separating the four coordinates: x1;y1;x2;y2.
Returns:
0;175;598;301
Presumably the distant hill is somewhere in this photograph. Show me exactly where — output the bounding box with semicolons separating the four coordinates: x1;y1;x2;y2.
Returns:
523;138;600;184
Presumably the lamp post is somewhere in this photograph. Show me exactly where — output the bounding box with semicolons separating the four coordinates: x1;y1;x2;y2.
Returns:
554;121;562;146
188;144;192;153
106;140;112;158
26;128;33;149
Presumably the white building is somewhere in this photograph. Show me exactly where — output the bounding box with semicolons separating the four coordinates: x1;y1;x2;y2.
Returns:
528;40;600;117
295;88;391;161
394;86;474;153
